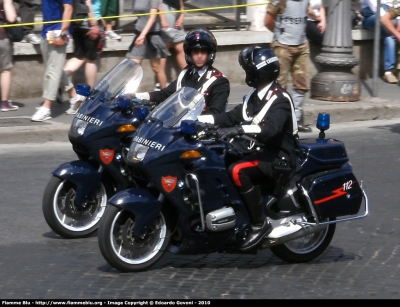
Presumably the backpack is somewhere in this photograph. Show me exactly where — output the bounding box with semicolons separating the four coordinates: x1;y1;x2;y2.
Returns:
59;0;89;28
5;20;24;42
163;0;187;10
0;3;24;42
72;0;90;27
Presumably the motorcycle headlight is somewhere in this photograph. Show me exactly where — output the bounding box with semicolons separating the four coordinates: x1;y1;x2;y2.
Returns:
69;119;89;138
127;142;149;163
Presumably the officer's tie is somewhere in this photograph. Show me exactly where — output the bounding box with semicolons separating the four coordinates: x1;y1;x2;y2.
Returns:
192;70;200;87
255;91;262;105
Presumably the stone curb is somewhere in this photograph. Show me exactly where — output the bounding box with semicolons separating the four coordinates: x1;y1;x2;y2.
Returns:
0;117;70;144
303;98;400;126
2;98;400;144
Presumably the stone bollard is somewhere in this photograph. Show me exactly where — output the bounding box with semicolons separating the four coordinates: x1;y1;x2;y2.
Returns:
310;0;360;102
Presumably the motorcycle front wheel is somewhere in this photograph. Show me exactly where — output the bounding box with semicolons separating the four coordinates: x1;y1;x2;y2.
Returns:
98;205;172;273
42;176;109;239
270;220;336;263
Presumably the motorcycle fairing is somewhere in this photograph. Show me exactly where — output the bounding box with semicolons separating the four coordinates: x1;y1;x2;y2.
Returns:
70;98;139;143
107;187;162;237
52;160;102;206
132;129;249;219
86;137;132;191
128;122;251;232
73;135;133;192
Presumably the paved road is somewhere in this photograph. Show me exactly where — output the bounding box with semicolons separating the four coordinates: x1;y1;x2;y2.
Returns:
0;119;400;299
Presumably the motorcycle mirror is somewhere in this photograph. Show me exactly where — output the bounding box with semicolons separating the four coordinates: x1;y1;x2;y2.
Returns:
133;106;149;120
76;83;91;97
180;120;197;135
316;112;330;139
116;95;132;110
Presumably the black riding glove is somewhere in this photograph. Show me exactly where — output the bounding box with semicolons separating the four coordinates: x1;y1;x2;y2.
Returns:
132;97;142;105
141;99;156;107
216;126;244;140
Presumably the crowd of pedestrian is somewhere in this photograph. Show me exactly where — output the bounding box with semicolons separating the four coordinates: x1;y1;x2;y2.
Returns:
0;0;121;118
1;0;400;122
0;0;189;120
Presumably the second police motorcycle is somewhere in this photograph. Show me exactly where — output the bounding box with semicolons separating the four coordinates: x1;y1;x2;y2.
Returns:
97;82;369;272
42;59;155;238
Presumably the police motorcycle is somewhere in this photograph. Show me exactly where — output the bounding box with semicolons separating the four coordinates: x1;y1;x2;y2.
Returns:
42;58;155;239
97;86;369;273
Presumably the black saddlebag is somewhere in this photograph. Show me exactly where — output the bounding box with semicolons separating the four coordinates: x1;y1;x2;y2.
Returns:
298;139;349;177
301;169;363;219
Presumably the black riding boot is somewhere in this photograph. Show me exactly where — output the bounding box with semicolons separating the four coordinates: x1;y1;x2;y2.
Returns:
239;186;273;251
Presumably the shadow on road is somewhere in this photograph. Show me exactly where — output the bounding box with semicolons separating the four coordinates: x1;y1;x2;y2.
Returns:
370;123;400;135
96;245;362;274
42;230;99;239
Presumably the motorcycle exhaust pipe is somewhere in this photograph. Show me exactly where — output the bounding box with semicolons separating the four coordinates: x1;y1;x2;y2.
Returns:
259;224;328;249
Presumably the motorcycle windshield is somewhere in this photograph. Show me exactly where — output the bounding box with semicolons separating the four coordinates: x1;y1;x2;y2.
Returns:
93;58;143;100
69;59;143;140
149;87;205;127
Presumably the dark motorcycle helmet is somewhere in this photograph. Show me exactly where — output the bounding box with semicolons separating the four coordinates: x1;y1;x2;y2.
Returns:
183;29;217;66
238;45;280;87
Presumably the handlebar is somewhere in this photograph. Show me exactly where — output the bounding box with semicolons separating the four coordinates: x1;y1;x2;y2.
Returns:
195;122;265;153
131;98;156;108
195;122;218;139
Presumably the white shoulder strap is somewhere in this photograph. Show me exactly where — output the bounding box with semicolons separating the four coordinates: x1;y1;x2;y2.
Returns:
199;76;217;94
242;88;256;122
251;91;298;135
176;68;189;91
283;92;298;135
251;95;278;125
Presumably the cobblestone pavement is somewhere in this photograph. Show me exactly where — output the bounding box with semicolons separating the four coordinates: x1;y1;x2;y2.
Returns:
0;121;399;300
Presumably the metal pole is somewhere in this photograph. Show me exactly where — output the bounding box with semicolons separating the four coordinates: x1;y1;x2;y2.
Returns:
372;0;381;97
236;0;241;31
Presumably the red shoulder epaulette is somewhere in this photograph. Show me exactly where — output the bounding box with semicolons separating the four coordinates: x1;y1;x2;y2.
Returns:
209;68;223;79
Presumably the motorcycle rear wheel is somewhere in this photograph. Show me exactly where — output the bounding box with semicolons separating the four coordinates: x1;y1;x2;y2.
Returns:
270;220;336;263
42;176;109;239
98;205;172;273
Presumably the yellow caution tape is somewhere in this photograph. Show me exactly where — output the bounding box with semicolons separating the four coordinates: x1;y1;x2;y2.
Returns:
0;2;270;28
